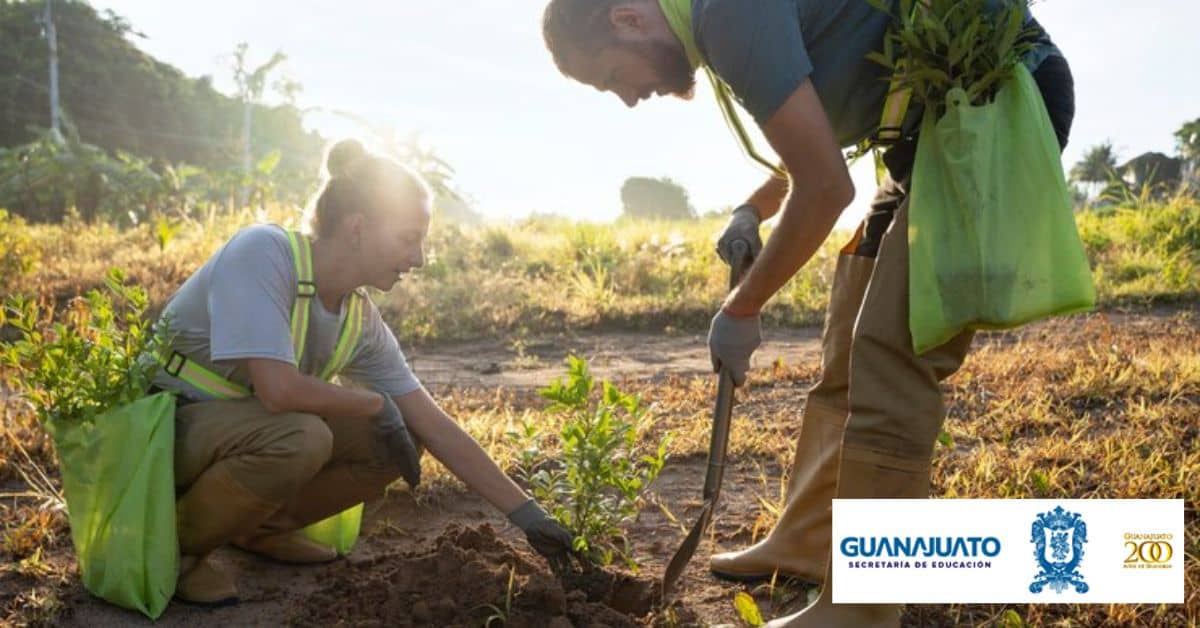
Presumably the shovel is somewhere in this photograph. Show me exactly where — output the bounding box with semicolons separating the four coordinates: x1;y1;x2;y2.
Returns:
661;239;752;598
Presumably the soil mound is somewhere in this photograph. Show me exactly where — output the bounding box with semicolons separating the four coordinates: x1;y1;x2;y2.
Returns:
292;524;688;627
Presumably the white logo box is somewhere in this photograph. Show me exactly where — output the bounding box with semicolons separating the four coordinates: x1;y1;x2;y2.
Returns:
831;499;1184;604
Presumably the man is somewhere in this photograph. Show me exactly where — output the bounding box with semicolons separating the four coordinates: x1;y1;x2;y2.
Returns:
541;1;1073;626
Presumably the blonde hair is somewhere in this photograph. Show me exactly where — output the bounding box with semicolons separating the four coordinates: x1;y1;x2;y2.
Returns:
308;139;431;238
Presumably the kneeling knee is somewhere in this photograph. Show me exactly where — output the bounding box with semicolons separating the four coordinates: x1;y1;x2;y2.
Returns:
279;413;334;477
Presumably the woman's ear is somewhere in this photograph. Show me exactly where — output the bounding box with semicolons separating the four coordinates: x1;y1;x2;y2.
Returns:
344;212;367;248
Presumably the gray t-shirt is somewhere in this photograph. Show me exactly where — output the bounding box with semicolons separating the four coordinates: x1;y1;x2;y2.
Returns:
692;0;1060;146
153;224;421;402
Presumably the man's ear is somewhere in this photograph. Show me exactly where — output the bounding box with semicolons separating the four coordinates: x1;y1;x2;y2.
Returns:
609;4;647;38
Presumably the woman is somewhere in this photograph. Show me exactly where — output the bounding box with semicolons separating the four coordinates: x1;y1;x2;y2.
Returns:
153;139;573;606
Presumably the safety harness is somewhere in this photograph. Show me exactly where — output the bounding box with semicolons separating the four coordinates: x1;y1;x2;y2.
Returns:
658;0;916;178
159;230;366;399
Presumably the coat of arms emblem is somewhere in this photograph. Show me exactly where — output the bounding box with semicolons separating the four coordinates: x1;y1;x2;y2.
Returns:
1030;505;1089;594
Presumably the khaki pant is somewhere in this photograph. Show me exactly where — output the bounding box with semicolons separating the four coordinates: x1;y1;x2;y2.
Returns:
840;179;975;461
175;398;402;535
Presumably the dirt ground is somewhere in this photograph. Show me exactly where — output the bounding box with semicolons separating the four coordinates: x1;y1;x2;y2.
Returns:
405;327;823;389
10;306;1198;626
33;329;823;627
49;455;798;627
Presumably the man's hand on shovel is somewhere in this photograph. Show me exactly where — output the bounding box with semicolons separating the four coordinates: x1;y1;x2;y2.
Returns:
710;210;763;387
708;310;761;388
661;236;756;598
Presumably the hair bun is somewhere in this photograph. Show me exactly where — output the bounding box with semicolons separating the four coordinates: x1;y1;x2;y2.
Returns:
325;138;368;178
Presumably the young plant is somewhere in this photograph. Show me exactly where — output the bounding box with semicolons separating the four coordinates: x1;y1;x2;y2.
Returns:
1;268;162;426
510;355;670;569
866;0;1039;117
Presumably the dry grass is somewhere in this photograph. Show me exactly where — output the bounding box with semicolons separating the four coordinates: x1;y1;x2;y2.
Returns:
2;308;1195;625
1;199;1197;625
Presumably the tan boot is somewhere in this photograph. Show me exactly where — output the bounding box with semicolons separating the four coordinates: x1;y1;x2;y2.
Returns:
175;463;281;605
709;403;844;583
710;255;873;583
763;447;930;628
234;530;338;564
175;554;238;606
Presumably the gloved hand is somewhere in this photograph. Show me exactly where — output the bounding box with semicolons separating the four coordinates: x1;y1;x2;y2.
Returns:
708;309;762;387
372;393;422;488
716;204;762;268
507;499;581;573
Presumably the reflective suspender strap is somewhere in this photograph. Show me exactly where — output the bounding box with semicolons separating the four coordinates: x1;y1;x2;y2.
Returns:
869;0;930;147
317;292;365;381
875;73;913;144
157;349;251;399
288;230;316;366
707;70;788;180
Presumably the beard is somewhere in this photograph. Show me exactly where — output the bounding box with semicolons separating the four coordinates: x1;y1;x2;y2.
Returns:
628;38;696;98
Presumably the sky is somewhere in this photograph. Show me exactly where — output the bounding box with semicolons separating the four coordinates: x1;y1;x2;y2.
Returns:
86;1;1199;228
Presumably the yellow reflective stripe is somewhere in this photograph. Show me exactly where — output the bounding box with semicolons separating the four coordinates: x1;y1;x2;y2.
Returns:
156;350;250;399
874;0;930;143
288;231;314;367
877;73;912;141
178;362;251;398
707;70;788;180
319;292;364;381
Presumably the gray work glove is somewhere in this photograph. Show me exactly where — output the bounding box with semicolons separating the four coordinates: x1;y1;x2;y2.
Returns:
716;204;763;267
372;393;421;488
507;499;581;573
708;309;762;387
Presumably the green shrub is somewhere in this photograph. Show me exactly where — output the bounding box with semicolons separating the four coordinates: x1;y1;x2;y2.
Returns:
509;356;670;568
1;269;161;426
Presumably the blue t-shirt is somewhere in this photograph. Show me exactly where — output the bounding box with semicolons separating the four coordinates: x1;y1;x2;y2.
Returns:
692;0;1061;147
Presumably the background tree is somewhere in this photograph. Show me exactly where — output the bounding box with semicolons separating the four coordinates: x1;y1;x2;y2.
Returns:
1175;118;1200;163
1177;117;1200;194
619;176;695;220
0;1;322;188
1070;141;1121;205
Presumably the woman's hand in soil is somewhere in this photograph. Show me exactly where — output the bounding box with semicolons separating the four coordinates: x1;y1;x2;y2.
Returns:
372;392;422;488
507;499;581;573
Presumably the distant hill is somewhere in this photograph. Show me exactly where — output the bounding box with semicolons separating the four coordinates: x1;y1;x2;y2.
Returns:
0;0;322;177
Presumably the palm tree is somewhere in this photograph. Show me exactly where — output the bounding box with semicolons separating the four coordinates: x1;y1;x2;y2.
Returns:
1070;140;1119;185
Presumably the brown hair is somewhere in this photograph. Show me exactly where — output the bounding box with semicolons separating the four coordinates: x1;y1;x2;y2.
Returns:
542;0;630;75
308;139;431;238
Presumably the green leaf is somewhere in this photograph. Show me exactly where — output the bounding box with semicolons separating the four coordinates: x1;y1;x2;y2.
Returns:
999;608;1025;628
1031;470;1050;495
733;592;764;626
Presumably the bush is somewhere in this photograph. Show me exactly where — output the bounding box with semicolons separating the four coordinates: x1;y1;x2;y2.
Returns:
1;269;161;426
509;356;670;568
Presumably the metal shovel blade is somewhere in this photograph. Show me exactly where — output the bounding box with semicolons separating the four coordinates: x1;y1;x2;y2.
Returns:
661;240;750;597
661;368;736;596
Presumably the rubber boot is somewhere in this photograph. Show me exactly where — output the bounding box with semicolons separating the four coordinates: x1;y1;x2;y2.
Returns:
709;403;844;583
763;446;930;628
174;463;280;605
233;525;338;564
710;255;873;583
176;554;238;607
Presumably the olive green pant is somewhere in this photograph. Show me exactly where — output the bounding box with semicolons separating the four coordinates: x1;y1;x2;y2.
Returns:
174;397;402;553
